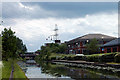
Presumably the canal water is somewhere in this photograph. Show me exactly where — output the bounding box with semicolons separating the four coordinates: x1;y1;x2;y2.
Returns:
18;60;120;80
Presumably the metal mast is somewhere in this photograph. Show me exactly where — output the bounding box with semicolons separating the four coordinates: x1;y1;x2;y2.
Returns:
54;24;58;40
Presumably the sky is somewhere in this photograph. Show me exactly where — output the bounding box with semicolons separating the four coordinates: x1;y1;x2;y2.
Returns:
0;2;118;52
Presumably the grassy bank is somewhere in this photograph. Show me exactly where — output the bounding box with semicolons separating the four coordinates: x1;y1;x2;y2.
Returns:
13;60;28;80
35;53;76;61
2;59;28;79
84;52;120;63
35;52;120;63
2;60;12;78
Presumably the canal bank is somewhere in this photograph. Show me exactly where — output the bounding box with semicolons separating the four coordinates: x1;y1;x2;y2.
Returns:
18;60;120;80
2;59;28;80
52;60;120;74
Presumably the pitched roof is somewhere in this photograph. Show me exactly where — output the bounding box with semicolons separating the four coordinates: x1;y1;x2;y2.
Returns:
101;38;120;47
66;33;116;44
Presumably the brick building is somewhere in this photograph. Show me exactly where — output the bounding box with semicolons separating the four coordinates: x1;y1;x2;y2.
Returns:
66;34;116;54
100;38;120;53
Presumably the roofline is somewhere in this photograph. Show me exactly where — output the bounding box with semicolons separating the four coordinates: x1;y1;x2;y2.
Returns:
66;33;116;44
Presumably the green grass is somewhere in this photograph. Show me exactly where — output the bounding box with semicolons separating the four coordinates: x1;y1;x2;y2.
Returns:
13;60;28;80
85;52;118;57
49;53;76;59
106;62;120;64
0;61;2;80
2;60;12;78
2;59;28;80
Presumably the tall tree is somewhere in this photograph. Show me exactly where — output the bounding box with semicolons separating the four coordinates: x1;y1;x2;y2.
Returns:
2;28;27;60
2;28;17;60
86;38;99;54
16;38;27;54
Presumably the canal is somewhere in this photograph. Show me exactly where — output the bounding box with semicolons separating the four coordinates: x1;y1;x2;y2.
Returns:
18;60;120;80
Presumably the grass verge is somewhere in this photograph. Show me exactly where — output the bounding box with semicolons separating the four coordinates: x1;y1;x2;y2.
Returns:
13;60;28;80
2;60;12;78
2;59;28;80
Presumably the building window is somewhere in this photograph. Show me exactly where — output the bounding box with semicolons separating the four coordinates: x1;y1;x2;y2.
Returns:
113;47;117;52
78;49;80;54
72;45;74;48
69;50;73;54
107;48;111;53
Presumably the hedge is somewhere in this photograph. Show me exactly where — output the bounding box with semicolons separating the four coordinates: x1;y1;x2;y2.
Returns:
114;53;120;63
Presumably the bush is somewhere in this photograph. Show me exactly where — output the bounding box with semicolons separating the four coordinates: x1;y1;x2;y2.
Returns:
114;53;120;63
50;57;56;60
100;53;117;62
83;53;118;62
73;56;83;60
84;55;101;62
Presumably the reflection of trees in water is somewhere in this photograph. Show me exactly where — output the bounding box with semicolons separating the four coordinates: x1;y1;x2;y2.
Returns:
38;62;102;79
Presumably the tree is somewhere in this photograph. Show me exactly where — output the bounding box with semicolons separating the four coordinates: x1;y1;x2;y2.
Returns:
86;38;99;54
2;28;17;60
16;38;27;54
2;28;27;60
59;43;67;53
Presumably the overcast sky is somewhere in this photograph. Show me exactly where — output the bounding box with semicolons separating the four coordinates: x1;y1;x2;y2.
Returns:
1;2;118;51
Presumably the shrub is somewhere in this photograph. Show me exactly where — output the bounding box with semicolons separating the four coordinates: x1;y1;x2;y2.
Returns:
114;53;120;63
84;55;100;62
100;53;117;62
50;57;56;60
83;53;118;62
73;56;81;60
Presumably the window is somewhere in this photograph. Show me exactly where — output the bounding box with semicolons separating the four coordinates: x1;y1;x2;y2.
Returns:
113;47;117;52
107;48;111;53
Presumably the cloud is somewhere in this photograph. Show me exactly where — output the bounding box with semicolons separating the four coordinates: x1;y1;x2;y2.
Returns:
2;2;57;19
2;11;117;51
19;3;33;10
2;2;117;19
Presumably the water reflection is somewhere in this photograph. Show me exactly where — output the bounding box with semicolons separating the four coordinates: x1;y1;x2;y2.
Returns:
37;62;108;79
19;61;120;80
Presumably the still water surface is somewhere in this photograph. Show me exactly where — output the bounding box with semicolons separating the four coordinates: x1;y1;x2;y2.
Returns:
19;61;120;80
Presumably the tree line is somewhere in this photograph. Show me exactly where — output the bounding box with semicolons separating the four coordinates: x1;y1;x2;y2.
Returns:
1;28;27;61
35;43;67;61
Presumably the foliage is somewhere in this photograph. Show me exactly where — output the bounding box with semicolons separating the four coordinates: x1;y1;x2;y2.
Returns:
58;43;67;53
2;28;17;60
2;59;28;79
35;52;76;61
35;43;67;61
83;52;118;62
16;37;27;54
40;43;67;54
13;60;28;79
2;28;27;60
86;38;99;54
2;59;12;78
114;53;120;63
